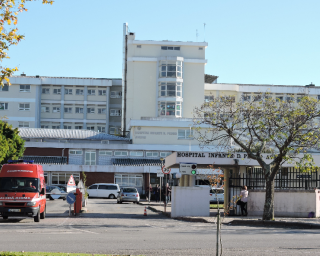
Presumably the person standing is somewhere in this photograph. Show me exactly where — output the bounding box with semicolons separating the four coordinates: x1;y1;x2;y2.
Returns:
166;183;171;205
239;186;249;216
155;184;160;203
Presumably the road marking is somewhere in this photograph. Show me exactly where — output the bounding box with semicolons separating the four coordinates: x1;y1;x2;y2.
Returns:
68;224;98;234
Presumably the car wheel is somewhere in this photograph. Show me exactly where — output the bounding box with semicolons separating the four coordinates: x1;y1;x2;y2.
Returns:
34;207;40;222
3;216;8;220
119;200;122;204
40;205;46;219
137;201;139;204
109;194;115;199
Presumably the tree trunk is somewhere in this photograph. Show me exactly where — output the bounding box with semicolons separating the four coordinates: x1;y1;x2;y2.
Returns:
262;177;275;220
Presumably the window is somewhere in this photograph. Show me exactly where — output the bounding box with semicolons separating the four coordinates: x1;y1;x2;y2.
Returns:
20;85;30;92
85;151;96;165
87;126;95;131
159;82;182;97
52;125;60;129
19;103;30;111
0;85;8;91
114;151;128;156
65;89;73;95
110;109;121;116
69;150;82;155
99;151;112;156
0;103;8;110
41;125;49;128
53;107;60;113
220;96;236;103
41;106;50;113
19;122;29;127
109;127;117;134
205;96;214;102
276;96;283;102
87;107;95;114
137;45;141;48
115;174;143;187
160;152;171;158
243;95;251;101
110;91;122;98
253;95;262;102
75;125;82;129
64;107;72;113
97;126;105;132
64;125;72;129
98;108;106;114
87;89;95;95
76;89;84;95
42;88;49;94
158;101;181;117
53;88;61;94
51;173;80;185
146;152;159;157
75;107;83;113
161;46;180;50
99;90;106;96
89;185;97;189
199;47;203;50
178;129;193;140
130;151;143;157
159;61;182;78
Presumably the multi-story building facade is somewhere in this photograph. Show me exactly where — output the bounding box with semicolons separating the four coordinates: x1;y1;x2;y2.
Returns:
3;75;122;135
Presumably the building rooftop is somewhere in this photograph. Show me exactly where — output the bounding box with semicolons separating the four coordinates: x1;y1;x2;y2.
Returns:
18;128;130;141
112;158;164;166
11;75;119;80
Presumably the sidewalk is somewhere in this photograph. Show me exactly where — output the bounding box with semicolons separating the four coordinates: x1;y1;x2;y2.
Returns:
139;200;320;229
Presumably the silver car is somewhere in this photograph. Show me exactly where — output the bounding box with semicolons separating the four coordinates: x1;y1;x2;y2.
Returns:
117;187;140;204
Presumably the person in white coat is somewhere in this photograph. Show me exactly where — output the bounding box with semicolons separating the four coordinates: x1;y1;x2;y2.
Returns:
239;186;248;216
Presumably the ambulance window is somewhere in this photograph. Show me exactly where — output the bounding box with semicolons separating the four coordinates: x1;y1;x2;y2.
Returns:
89;185;97;189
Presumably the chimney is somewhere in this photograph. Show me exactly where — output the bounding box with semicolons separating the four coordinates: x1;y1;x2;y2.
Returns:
128;32;135;40
21;73;26;76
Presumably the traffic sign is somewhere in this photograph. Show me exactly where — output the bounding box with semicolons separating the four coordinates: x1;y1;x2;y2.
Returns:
157;171;164;177
67;175;76;186
66;192;76;205
162;166;171;174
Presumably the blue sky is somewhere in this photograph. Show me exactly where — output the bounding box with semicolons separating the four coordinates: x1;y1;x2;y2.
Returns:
5;0;320;86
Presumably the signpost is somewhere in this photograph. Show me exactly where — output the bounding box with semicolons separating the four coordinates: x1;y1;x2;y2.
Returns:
66;192;76;216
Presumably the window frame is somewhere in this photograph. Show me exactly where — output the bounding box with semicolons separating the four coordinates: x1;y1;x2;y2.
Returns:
19;103;30;111
41;106;50;113
64;107;72;113
42;88;50;94
76;89;84;95
87;107;95;114
19;121;29;127
53;88;61;95
0;102;8;110
69;150;83;155
159;82;182;98
52;107;60;113
20;85;30;92
75;107;84;114
99;150;112;156
65;88;73;95
98;90;107;96
114;151;128;156
158;101;181;117
146;152;159;157
110;109;121;116
159;60;182;78
130;151;144;157
87;89;96;95
178;129;194;140
85;150;96;165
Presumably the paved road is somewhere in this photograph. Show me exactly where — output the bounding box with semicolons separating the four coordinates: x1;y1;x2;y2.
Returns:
0;199;320;255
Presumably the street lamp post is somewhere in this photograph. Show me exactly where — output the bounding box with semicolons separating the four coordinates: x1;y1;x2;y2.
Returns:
160;157;164;211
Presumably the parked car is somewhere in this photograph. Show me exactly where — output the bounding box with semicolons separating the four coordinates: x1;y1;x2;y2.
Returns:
210;188;224;204
46;185;66;200
55;185;67;193
117;187;140;204
87;183;120;199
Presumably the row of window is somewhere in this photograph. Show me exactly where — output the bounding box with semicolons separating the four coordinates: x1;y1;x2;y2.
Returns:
41;106;110;115
0;103;30;111
70;149;172;158
42;88;122;98
40;124;120;134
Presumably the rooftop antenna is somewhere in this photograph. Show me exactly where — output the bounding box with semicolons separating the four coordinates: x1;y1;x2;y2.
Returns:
203;23;206;42
196;29;198;41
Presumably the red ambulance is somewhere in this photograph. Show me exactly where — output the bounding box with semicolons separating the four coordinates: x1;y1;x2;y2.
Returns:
0;160;46;222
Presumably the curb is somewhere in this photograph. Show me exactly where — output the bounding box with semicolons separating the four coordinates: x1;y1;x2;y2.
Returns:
228;219;320;229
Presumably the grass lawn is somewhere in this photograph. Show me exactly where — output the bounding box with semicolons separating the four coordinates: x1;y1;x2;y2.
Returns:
0;252;126;256
210;204;224;209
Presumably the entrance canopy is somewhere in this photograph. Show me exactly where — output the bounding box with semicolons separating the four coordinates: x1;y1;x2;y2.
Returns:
165;151;320;168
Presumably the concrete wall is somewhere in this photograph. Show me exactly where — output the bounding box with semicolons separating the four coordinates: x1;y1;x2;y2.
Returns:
171;186;209;217
248;190;320;217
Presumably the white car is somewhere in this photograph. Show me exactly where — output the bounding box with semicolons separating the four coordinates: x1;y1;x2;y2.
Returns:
87;183;120;199
209;188;224;204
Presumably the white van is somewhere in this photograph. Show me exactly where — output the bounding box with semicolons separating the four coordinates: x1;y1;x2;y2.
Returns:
87;183;120;199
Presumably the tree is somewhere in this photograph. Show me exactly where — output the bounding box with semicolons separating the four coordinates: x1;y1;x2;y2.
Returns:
193;93;320;220
0;120;25;165
0;0;53;86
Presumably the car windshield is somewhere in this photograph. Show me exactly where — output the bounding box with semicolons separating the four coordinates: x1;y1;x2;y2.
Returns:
0;177;39;192
123;188;137;193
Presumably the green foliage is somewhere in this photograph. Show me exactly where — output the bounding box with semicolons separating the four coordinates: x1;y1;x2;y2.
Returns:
0;121;24;165
81;171;89;199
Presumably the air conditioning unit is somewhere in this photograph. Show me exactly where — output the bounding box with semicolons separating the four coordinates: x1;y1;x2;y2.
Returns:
101;140;109;144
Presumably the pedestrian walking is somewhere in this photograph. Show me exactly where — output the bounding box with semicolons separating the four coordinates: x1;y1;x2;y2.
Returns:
239;186;248;216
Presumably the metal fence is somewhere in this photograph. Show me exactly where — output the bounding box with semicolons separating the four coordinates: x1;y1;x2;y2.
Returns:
228;167;320;215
